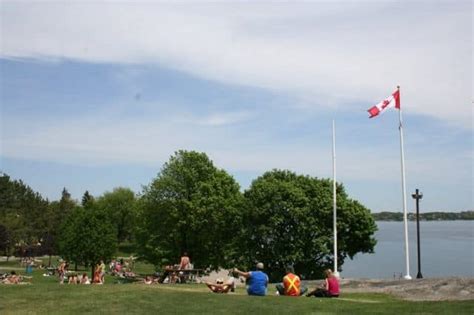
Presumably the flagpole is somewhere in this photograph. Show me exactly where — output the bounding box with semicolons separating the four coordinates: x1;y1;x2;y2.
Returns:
397;86;411;280
332;119;339;277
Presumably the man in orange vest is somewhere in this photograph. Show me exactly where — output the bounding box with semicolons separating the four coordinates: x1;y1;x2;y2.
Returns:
276;265;307;296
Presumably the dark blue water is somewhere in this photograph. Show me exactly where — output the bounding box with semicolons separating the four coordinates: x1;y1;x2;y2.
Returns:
341;221;474;279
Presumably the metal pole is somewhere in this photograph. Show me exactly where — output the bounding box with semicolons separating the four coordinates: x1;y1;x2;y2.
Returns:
398;86;411;280
412;189;423;279
332;120;339;277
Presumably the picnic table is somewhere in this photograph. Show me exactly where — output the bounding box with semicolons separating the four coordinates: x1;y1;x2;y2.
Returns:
158;267;204;284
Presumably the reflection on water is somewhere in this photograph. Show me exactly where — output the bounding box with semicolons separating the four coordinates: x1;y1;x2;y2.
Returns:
341;221;474;279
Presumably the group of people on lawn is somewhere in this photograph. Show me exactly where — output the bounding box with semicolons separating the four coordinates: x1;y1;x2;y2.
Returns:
66;273;91;284
54;253;339;296
57;257;137;285
206;262;340;298
57;259;104;284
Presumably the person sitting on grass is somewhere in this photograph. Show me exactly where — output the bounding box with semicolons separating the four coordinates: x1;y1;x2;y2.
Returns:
179;252;191;270
205;277;235;294
233;262;269;296
68;274;78;284
115;260;123;273
276;265;308;296
80;273;91;284
306;269;340;298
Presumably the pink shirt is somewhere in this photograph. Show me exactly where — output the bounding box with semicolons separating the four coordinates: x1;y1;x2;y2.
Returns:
180;256;190;269
327;277;340;296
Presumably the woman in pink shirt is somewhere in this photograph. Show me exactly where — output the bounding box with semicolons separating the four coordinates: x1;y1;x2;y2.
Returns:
306;269;340;298
179;252;191;270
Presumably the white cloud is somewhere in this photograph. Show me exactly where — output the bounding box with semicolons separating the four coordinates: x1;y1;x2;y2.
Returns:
177;111;255;126
1;2;471;127
2;106;469;187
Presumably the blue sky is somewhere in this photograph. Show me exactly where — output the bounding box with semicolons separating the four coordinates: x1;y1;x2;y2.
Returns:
0;1;472;212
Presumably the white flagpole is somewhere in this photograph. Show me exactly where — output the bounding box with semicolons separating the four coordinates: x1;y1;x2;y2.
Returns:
332;120;339;277
397;86;411;280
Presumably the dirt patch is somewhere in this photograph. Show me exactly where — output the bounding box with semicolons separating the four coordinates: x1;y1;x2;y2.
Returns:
336;277;474;301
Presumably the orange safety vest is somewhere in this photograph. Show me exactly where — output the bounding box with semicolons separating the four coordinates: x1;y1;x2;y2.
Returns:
283;273;301;296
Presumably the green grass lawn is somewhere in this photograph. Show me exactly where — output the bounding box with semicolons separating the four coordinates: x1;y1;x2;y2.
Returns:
1;260;473;314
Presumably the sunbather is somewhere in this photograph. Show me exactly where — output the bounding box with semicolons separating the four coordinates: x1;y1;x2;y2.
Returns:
1;271;20;284
205;277;235;293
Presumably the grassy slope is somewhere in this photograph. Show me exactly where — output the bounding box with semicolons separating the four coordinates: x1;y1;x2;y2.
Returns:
1;260;473;314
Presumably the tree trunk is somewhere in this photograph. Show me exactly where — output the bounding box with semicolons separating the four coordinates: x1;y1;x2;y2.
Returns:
48;254;52;267
75;262;78;271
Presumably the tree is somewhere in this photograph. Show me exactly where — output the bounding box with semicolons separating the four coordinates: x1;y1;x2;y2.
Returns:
136;150;244;270
0;224;11;257
41;189;77;261
81;190;95;209
239;169;377;281
0;173;50;256
95;187;137;243
59;187;75;218
58;206;117;275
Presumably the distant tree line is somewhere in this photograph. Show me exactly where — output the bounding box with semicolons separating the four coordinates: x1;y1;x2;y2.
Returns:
0;150;378;280
372;211;474;221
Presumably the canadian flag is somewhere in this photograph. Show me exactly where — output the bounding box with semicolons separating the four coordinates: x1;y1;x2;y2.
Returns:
368;88;401;118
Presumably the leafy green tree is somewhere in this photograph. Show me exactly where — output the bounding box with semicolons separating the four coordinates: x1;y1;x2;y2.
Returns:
239;169;377;281
0;173;49;255
136;150;244;270
95;187;137;243
58;206;117;275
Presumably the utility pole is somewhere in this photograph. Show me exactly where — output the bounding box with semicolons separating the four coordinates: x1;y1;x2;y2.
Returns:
332;120;339;278
411;189;423;279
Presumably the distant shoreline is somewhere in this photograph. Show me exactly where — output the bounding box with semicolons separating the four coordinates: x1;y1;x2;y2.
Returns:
372;211;473;221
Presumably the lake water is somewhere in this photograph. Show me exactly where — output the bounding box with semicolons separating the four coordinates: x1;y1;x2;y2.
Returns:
341;220;474;279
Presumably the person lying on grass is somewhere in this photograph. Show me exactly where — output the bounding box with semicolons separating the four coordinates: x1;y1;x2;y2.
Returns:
306;269;340;298
1;271;31;285
143;276;158;285
205;277;235;293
